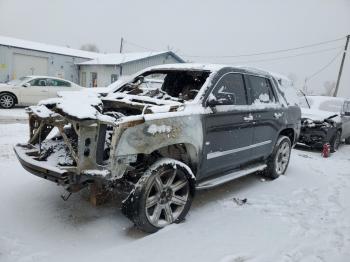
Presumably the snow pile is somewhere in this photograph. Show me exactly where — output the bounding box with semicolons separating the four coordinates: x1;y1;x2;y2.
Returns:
27;105;59;118
38;93;114;123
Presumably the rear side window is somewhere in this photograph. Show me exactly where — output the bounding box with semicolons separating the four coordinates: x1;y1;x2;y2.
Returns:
47;79;71;87
210;73;247;105
247;75;276;104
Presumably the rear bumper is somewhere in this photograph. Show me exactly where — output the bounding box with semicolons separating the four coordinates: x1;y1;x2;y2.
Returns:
14;144;70;185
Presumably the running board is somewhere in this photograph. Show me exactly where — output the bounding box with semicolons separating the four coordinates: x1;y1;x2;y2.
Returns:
196;164;267;190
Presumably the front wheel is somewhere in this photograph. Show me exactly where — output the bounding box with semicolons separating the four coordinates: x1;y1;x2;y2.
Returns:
0;93;15;108
121;158;195;233
264;136;292;179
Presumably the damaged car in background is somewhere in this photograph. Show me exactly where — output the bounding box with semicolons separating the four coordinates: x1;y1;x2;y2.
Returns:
298;95;350;152
14;64;301;233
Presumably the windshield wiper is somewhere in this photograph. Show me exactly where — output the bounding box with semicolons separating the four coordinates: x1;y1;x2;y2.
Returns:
299;89;311;109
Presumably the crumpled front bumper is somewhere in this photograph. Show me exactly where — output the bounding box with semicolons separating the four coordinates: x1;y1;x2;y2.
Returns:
14;143;71;185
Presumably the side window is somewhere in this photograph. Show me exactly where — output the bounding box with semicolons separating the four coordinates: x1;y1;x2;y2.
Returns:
343;101;350;114
47;79;71;87
29;78;47;86
209;73;247;105
248;75;276;104
56;80;71;87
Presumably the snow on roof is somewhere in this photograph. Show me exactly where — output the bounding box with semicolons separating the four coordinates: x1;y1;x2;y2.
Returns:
147;63;227;71
0;35;99;59
76;51;180;66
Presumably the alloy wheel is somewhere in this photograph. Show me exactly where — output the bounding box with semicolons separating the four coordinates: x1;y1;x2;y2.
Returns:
275;141;291;175
145;168;190;228
0;94;14;108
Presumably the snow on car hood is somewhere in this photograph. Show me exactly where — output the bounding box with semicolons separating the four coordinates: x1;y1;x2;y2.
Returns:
37;92;114;122
301;108;341;123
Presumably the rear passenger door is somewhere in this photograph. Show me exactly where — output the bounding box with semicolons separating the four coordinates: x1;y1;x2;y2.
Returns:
245;75;283;159
201;73;255;179
47;79;72;97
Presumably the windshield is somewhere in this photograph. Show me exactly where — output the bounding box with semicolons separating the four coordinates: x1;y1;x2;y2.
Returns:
7;76;32;86
115;70;210;102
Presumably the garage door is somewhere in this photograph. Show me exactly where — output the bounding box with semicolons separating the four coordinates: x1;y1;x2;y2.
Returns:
12;53;48;79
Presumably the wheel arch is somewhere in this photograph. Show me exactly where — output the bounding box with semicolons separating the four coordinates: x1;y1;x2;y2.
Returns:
149;143;200;177
279;128;295;145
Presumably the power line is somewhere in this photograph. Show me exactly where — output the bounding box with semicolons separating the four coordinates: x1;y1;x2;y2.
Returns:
179;36;346;58
229;46;343;64
123;39;157;52
306;51;343;81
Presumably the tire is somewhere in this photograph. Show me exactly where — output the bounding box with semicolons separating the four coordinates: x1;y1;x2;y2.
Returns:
0;93;15;109
264;136;292;179
330;130;341;153
345;137;350;145
121;158;195;233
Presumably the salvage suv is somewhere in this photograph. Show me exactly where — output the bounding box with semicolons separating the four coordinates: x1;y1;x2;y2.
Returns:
14;64;301;233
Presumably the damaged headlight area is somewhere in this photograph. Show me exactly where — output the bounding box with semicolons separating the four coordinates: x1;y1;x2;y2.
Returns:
299;117;338;148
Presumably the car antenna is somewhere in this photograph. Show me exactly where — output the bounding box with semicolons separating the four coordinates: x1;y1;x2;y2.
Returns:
299;89;311;109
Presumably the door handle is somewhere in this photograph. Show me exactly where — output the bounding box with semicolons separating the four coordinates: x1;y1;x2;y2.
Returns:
243;114;254;121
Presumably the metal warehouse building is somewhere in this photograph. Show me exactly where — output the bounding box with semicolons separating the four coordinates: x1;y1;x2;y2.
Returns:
77;52;184;87
0;35;98;84
0;35;184;87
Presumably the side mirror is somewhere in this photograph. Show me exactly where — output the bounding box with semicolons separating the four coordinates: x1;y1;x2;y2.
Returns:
23;83;31;88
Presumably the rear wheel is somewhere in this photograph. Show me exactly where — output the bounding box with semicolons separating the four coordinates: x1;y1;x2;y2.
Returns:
121;158;194;233
264;136;291;179
330;130;341;153
0;93;15;108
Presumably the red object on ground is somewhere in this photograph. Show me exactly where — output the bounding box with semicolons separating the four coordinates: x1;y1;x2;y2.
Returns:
322;143;331;158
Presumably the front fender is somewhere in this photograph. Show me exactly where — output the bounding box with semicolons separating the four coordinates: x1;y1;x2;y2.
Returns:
114;115;203;157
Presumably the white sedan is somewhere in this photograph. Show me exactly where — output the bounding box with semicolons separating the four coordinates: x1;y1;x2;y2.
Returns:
0;76;83;108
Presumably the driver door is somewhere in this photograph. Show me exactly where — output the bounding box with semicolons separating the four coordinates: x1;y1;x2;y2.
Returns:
200;73;255;179
20;78;50;105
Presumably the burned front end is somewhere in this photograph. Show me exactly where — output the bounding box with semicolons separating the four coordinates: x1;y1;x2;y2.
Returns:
13;101;121;192
298;117;339;148
14;68;209;195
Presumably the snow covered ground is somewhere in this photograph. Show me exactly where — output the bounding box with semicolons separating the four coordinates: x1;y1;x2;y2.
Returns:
1;122;350;262
0;108;27;123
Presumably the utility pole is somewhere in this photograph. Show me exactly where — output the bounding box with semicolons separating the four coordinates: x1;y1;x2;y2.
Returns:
120;37;124;53
333;35;350;97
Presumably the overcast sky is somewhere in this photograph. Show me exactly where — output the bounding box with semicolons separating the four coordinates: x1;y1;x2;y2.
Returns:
0;0;349;96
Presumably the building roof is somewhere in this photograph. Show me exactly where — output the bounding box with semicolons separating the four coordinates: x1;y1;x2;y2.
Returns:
76;51;184;66
0;35;99;59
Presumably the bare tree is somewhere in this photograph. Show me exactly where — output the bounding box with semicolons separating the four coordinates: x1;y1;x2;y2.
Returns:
80;44;99;53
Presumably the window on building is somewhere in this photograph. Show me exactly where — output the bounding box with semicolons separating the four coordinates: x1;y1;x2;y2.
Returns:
81;72;87;87
111;74;118;83
247;75;276;104
90;72;97;87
